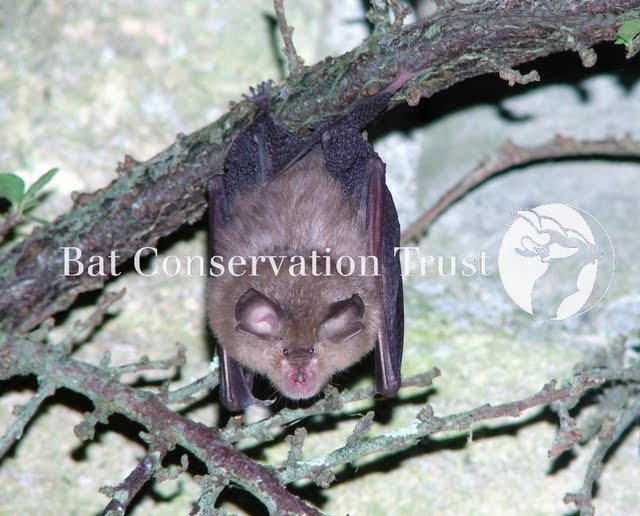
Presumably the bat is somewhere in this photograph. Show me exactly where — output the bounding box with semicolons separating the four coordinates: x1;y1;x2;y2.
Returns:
207;70;410;411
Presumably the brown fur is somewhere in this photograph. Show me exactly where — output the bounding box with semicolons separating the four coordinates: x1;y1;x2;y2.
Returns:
207;149;383;399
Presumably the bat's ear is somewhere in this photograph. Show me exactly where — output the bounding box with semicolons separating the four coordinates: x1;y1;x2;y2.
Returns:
318;294;365;343
235;288;287;339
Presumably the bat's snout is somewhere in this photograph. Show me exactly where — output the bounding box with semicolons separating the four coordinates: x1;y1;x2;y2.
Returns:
282;346;315;363
279;355;322;399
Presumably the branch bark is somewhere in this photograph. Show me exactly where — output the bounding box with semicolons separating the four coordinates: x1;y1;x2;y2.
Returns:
401;135;640;244
0;332;320;515
1;1;638;332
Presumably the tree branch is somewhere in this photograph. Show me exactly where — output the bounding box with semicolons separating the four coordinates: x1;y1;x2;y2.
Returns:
279;374;607;486
100;444;169;516
273;0;305;78
564;398;640;516
0;332;320;515
221;368;440;443
0;382;55;459
401;134;640;244
1;1;638;332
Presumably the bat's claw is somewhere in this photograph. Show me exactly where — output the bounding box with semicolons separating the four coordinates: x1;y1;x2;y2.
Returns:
243;80;274;109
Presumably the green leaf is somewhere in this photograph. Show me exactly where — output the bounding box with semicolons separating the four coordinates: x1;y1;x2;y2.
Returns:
24;167;59;200
615;19;640;46
0;173;26;205
21;197;42;212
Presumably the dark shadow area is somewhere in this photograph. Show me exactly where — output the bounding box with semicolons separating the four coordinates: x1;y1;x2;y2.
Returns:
368;42;639;142
0;197;11;215
52;287;117;330
216;485;270;516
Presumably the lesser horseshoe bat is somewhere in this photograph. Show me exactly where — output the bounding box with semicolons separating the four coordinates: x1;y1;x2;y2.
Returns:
207;70;410;411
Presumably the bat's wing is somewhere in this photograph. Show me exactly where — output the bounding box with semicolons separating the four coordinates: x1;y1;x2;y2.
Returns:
317;73;409;396
319;145;404;396
223;83;310;202
365;157;404;395
208;175;269;411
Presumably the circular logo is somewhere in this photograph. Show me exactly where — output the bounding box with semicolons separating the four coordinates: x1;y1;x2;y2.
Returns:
498;204;614;321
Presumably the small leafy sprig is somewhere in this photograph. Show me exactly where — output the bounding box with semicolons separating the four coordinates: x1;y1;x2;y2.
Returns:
0;168;59;239
615;18;640;58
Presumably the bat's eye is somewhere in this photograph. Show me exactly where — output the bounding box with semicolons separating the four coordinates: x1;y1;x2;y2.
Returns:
308;347;314;355
282;349;289;356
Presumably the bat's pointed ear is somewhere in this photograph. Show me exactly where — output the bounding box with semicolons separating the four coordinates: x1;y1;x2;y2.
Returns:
235;288;287;339
319;294;365;343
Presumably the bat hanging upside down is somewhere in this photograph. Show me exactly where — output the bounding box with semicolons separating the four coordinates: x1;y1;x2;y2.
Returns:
207;70;411;411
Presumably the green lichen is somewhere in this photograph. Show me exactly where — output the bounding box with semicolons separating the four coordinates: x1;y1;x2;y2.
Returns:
615;18;640;54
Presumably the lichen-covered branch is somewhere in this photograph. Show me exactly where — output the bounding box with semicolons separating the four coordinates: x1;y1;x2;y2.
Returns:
1;0;639;332
221;368;440;444
273;0;305;78
564;398;640;516
401;134;640;244
0;331;320;515
100;444;169;516
279;374;608;486
163;364;220;406
0;382;55;458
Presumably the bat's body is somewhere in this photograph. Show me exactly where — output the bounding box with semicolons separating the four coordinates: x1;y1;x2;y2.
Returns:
208;72;409;410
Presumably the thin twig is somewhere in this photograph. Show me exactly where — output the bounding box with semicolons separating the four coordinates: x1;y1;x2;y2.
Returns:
280;373;606;485
62;289;126;352
164;371;219;406
273;0;304;78
107;342;186;376
222;368;440;443
162;357;219;406
564;397;640;516
100;444;169;515
0;382;55;458
401;135;640;244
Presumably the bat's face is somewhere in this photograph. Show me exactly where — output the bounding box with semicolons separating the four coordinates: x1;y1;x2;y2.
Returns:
209;268;382;401
231;287;378;399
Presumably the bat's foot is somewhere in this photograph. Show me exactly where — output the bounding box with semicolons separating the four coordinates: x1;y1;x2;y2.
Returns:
243;81;274;109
